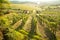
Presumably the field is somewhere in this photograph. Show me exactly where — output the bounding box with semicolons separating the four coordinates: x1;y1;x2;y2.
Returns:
10;4;41;11
0;3;60;40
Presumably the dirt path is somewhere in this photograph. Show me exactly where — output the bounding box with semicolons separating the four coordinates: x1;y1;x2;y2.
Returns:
36;16;48;40
0;31;3;40
23;16;32;32
12;19;22;29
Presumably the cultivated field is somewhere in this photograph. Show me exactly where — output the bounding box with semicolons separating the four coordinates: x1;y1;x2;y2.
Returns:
0;3;60;40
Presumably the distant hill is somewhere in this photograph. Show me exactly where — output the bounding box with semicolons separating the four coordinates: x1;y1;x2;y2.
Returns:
10;1;60;6
10;1;37;4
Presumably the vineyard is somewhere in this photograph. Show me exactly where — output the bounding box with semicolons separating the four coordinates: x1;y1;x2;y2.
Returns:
0;0;60;40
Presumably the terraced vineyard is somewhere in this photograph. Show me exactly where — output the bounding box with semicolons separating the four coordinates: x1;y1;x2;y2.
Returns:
0;0;60;40
0;7;60;40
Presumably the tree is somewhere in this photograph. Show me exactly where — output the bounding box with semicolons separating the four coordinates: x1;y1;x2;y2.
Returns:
49;22;57;35
0;0;10;15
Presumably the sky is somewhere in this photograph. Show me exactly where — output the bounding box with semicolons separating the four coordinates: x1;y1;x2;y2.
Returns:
10;0;59;2
10;0;60;4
